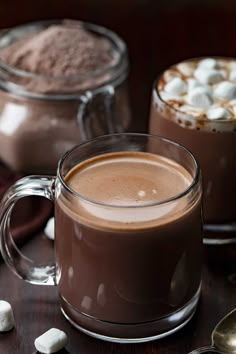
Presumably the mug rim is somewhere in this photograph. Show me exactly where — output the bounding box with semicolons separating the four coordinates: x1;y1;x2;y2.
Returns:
57;133;201;208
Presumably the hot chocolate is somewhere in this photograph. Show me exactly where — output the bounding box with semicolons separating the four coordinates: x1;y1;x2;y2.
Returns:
55;150;202;337
149;57;236;243
0;133;202;342
0;20;130;173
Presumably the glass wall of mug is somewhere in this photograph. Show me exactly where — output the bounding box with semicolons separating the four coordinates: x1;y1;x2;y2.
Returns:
0;134;203;343
149;68;236;245
0;20;131;174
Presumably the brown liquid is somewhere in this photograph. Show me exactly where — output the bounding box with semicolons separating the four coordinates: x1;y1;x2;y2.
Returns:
55;151;202;334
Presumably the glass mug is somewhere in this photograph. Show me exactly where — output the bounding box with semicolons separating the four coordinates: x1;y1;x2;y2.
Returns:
0;133;203;343
0;20;131;174
149;58;236;245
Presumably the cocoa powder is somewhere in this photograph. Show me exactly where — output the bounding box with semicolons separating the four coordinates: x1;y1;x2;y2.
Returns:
0;20;117;77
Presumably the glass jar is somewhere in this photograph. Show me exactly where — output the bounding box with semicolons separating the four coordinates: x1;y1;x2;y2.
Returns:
0;20;131;174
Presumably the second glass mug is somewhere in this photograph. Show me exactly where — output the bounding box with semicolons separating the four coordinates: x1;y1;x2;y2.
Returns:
149;59;236;245
0;133;203;343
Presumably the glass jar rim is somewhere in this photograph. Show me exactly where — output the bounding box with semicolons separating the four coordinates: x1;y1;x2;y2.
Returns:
57;133;201;208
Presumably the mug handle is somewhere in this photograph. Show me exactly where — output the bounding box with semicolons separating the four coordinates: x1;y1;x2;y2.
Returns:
77;84;116;141
0;175;56;286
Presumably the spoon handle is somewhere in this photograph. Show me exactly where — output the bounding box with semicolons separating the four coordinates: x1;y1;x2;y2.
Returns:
188;346;224;353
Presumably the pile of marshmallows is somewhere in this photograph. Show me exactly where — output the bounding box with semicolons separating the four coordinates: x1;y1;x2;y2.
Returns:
159;58;236;119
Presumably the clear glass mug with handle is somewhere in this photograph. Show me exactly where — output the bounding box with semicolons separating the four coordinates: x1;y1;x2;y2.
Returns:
0;133;203;343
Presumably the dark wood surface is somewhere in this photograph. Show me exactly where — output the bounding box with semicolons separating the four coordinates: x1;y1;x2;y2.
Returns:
1;232;236;354
1;1;236;353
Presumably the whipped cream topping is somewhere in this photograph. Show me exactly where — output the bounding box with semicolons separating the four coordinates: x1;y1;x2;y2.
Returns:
158;58;236;120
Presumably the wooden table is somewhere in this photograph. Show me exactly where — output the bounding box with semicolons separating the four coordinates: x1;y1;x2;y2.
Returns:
0;229;236;354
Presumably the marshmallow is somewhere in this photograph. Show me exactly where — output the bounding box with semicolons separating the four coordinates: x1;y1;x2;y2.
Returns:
230;70;236;81
34;328;68;354
194;68;224;84
214;81;236;100
187;86;213;108
230;99;236;106
207;107;230;120
159;91;184;103
230;62;236;70
0;301;14;332
164;77;187;95
164;70;181;82
198;58;219;69
44;217;55;241
177;62;194;76
187;79;202;91
220;70;227;79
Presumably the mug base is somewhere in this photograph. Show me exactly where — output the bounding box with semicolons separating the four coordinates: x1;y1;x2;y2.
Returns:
60;286;201;343
203;223;236;245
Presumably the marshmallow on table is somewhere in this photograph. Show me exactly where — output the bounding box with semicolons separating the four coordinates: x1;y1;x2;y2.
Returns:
34;328;68;354
207;107;230;120
194;68;224;85
44;217;55;241
187;86;213;108
0;301;14;332
214;81;236;100
164;77;187;95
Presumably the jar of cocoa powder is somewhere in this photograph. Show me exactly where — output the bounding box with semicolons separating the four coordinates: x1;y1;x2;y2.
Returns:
0;20;131;173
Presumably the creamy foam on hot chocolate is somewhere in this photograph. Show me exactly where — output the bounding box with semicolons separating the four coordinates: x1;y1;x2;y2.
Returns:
63;151;193;229
66;151;191;205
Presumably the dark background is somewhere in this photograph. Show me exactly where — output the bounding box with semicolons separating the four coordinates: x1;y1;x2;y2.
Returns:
1;0;236;132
